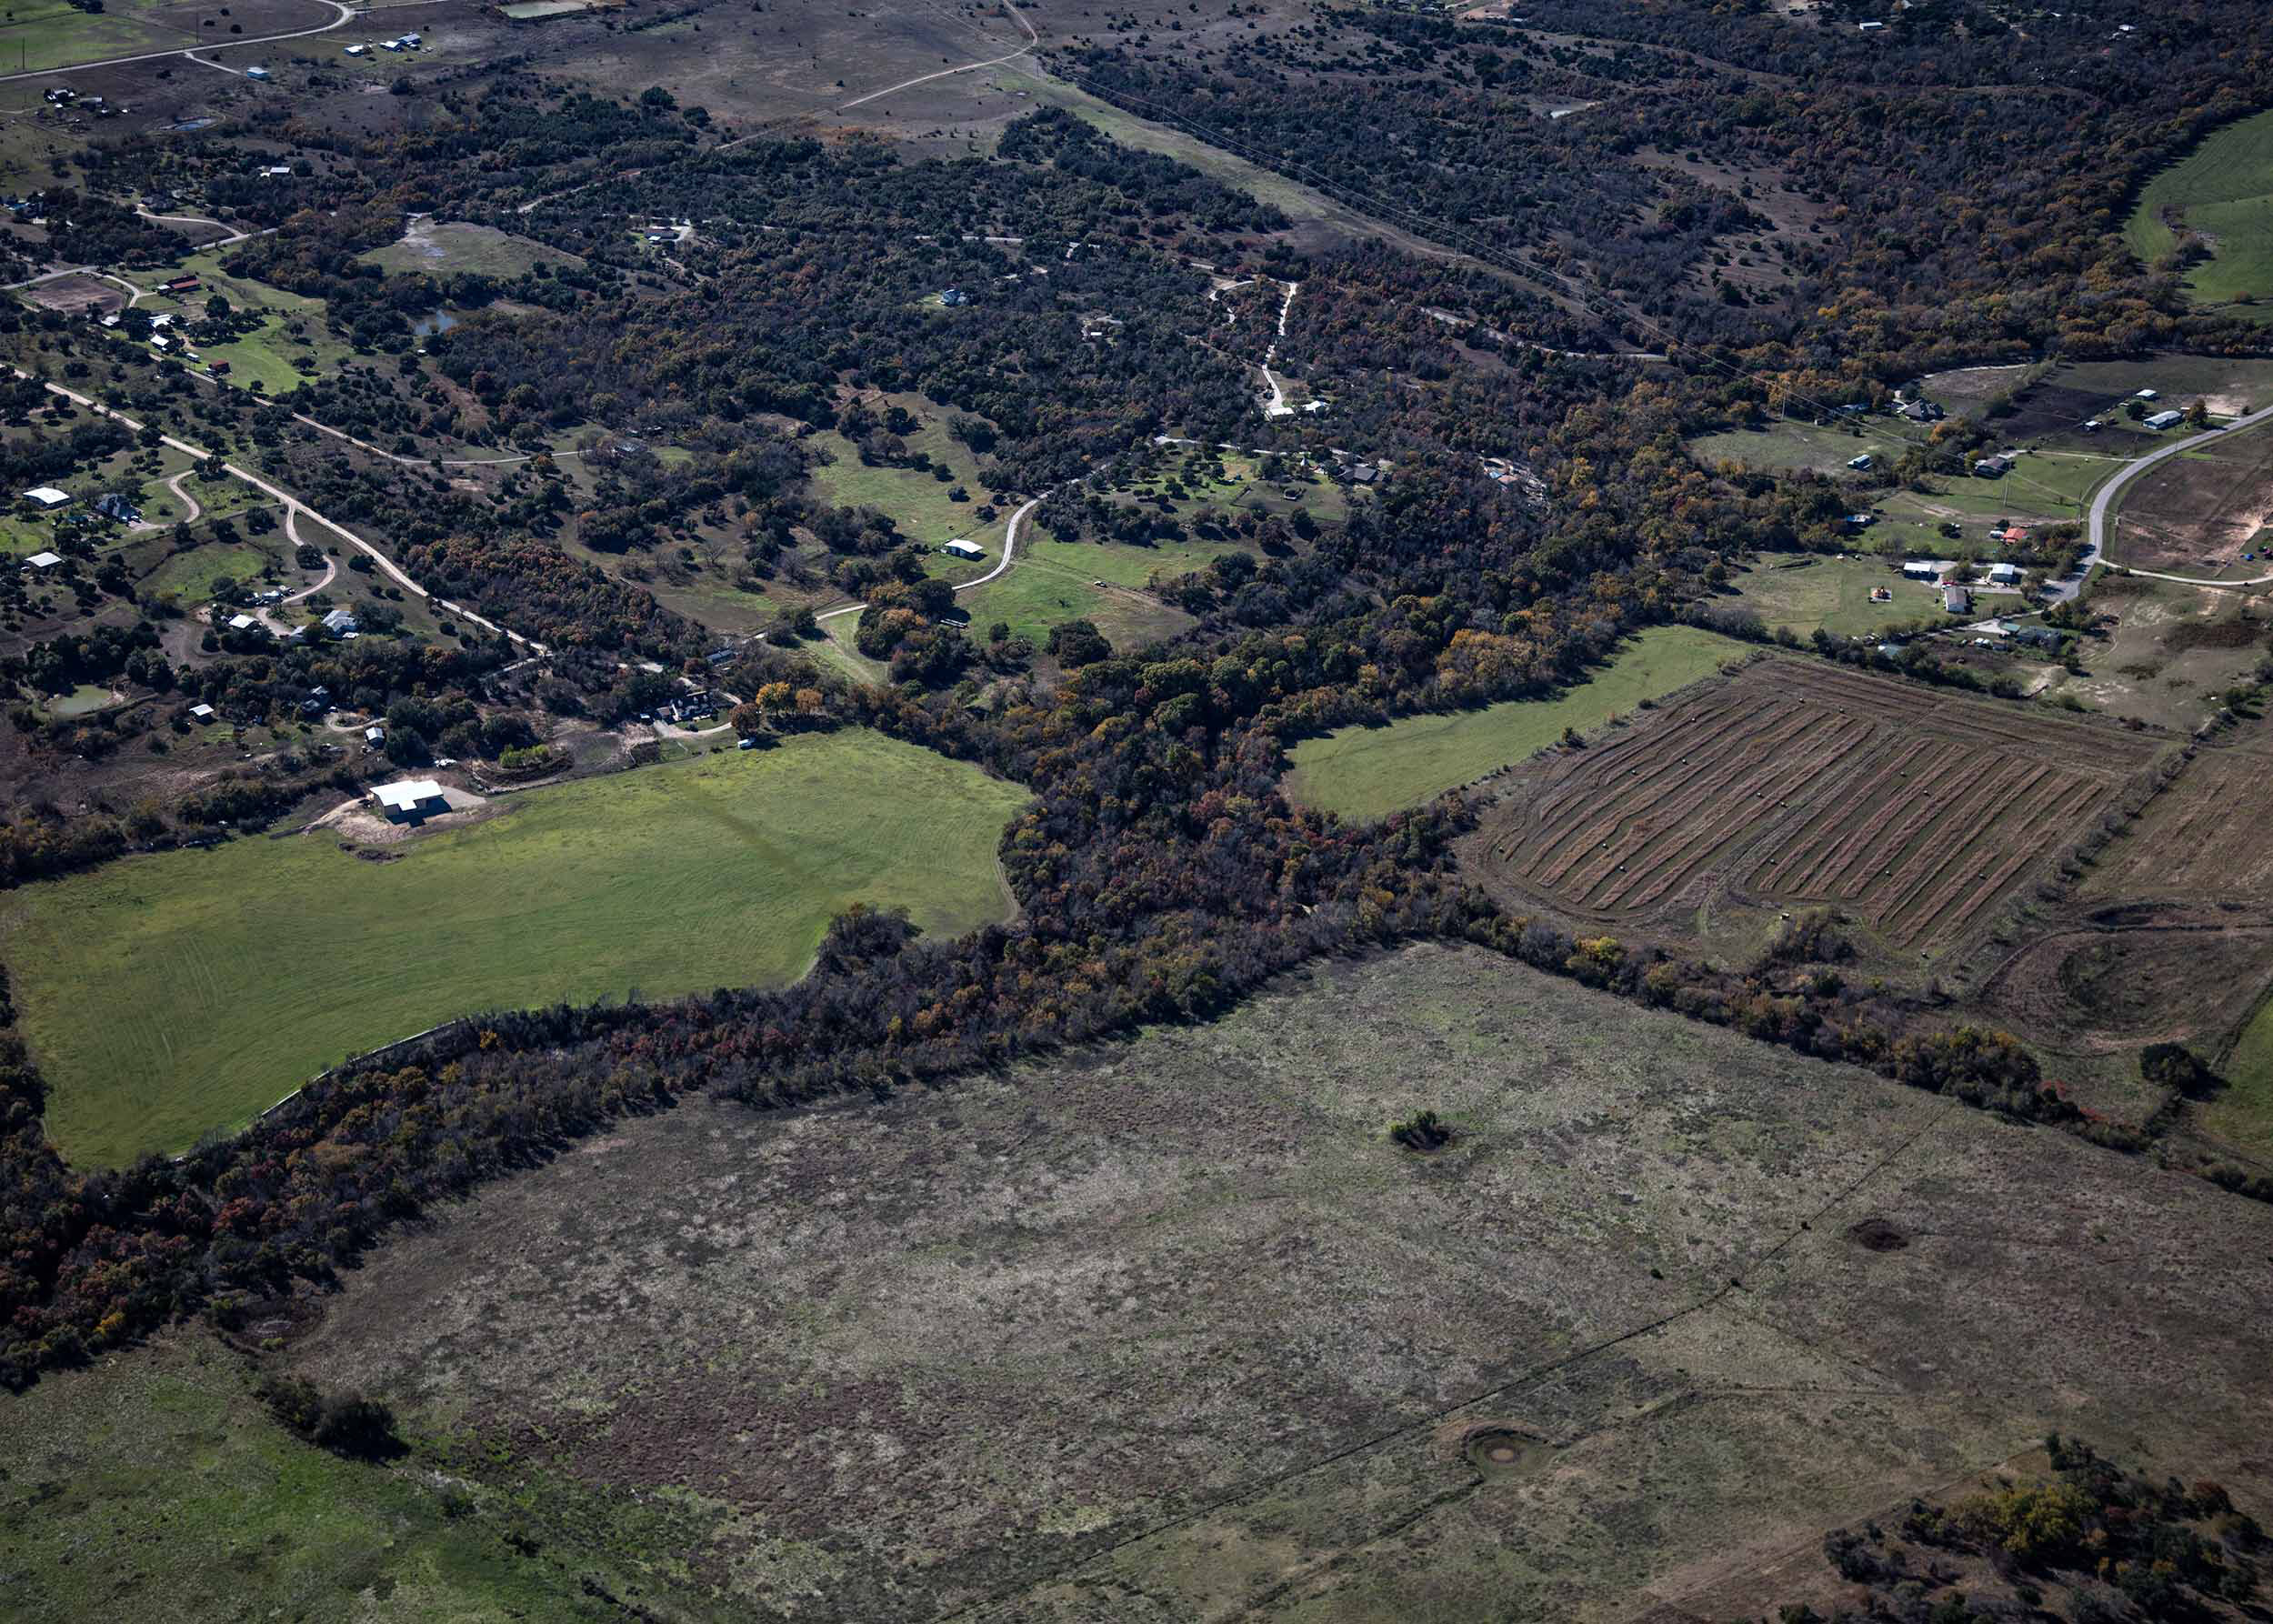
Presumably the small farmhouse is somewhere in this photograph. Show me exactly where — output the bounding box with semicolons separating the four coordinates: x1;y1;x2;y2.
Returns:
372;779;449;824
323;608;358;634
940;538;986;560
2143;409;2184;430
1988;562;2022;584
1973;454;2014;477
1944;585;1970;613
1901;559;1940;578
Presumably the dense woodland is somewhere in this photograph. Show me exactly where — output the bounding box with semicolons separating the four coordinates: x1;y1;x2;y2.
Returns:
4;2;2273;1385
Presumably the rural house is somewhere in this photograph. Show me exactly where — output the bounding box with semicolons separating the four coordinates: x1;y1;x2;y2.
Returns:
323;608;358;635
1973;453;2015;477
372;779;449;824
941;538;986;560
2144;409;2184;430
1901;559;1941;578
1988;562;2022;584
1944;585;1970;613
94;493;139;524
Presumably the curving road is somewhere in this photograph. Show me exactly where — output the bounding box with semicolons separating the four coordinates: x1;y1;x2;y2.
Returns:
13;366;549;653
814;494;1044;638
2082;401;2273;594
0;0;354;85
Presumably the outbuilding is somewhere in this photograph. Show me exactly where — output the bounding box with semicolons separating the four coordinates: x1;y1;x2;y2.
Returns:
940;538;986;560
21;486;69;508
372;778;449;824
226;613;264;633
1944;585;1970;613
24;550;61;569
2144;409;2184;430
1901;559;1940;578
188;703;215;722
1988;562;2022;584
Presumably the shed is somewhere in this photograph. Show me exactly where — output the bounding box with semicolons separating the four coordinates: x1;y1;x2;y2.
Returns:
226;613;263;633
1973;454;2014;477
2134;388;2158;401
188;703;215;721
245;66;273;81
1901;559;1939;578
940;538;986;560
365;724;386;744
372;778;448;824
1988;562;2022;584
2144;409;2184;430
21;486;69;508
24;550;61;569
1847;454;1873;470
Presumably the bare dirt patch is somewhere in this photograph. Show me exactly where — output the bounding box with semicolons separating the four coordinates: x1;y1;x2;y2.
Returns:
2112;422;2273;574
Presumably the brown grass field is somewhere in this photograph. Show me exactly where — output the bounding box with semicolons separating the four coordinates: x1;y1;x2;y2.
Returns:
1462;658;2165;967
279;944;2273;1623
2109;421;2273;574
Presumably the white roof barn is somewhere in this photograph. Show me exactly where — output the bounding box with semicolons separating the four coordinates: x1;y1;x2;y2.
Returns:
21;486;69;507
25;550;61;568
941;538;986;560
372;778;449;823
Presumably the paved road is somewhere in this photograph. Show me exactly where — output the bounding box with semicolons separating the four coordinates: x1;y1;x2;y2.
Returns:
2079;400;2273;595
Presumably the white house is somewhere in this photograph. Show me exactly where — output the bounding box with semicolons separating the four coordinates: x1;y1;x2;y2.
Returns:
21;486;69;508
2144;409;2184;430
322;607;357;634
1944;585;1970;613
1901;559;1940;578
1988;562;2022;584
941;538;986;561
372;778;448;824
24;550;61;569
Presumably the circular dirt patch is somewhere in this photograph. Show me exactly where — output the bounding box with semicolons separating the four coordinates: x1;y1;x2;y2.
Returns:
1462;1426;1550;1479
1847;1216;1908;1252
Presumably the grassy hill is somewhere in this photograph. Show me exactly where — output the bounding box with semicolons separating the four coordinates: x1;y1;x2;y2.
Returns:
1;731;1029;1167
2126;107;2273;310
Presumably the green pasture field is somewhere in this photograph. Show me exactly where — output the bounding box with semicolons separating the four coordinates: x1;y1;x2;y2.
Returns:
359;219;583;280
0;0;202;75
2126;107;2273;308
2209;992;2273;1161
1;730;1030;1166
1727;554;1947;639
1282;625;1748;822
123;251;354;396
954;541;1195;657
137;539;277;604
806;395;1010;551
0;1328;686;1624
1687;418;1906;477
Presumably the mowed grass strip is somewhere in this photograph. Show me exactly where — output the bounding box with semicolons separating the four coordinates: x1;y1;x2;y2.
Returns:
1;730;1030;1167
1281;626;1747;822
2208;995;2273;1162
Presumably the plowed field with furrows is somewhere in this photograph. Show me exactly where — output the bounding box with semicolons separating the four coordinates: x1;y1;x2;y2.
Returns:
1470;659;2164;957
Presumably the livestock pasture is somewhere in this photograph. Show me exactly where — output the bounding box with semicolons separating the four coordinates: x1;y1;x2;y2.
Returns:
0;730;1029;1166
1727;553;1945;639
1282;626;1748;822
1463;658;2165;967
2125;106;2273;310
275;943;2273;1623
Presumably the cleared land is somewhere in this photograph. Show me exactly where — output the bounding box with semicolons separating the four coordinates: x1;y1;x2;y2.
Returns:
1462;657;2165;966
2209;992;2273;1160
0;731;1029;1166
2107;414;2273;575
1727;553;1952;639
276;943;2273;1623
1282;626;1747;822
2126;106;2273;309
359;218;583;280
2046;572;2271;730
0;0;334;75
